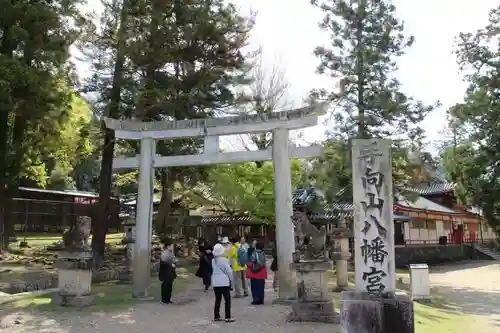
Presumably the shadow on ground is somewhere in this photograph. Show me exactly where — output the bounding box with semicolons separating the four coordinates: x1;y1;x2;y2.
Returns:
428;260;498;274
424;286;500;317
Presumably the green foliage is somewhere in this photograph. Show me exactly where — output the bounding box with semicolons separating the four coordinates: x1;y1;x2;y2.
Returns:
45;94;94;189
0;0;91;247
310;0;436;139
186;161;303;223
307;138;421;202
441;6;500;232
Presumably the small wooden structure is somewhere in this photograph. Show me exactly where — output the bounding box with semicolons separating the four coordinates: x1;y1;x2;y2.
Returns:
13;187;120;233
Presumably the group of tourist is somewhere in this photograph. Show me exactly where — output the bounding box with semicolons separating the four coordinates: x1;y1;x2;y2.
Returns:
158;235;278;323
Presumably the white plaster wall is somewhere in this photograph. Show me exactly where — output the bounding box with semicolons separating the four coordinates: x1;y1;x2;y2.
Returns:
481;224;496;240
404;222;410;242
405;220;453;243
436;221;445;237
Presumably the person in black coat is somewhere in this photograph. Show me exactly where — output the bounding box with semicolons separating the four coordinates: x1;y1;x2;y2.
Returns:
270;242;278;291
159;239;177;304
196;245;214;291
198;238;207;253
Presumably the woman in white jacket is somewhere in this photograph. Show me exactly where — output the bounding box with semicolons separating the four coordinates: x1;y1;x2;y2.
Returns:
211;243;235;322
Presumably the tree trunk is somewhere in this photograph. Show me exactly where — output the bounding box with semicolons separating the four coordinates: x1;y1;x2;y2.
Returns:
0;26;14;250
92;0;129;265
4;106;28;247
155;169;175;235
356;0;366;139
0;110;9;250
93;129;114;265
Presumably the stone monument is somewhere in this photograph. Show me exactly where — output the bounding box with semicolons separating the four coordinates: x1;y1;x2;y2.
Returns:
330;217;352;291
288;211;338;324
51;216;94;307
104;103;328;299
340;139;414;333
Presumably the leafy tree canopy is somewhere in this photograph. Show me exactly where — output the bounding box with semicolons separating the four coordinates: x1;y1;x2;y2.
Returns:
184;161;304;223
441;6;500;233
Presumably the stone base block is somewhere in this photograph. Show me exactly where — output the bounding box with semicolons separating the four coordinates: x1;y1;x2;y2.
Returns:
272;296;296;305
339;289;414;333
51;293;94;307
288;300;339;324
57;269;92;295
118;269;133;284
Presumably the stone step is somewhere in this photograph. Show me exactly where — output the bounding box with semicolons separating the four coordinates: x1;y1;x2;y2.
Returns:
473;245;500;261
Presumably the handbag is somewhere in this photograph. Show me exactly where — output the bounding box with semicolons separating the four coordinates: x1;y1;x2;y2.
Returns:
214;259;233;291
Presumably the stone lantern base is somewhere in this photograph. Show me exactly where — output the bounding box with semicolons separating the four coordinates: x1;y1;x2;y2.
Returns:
288;260;339;324
51;250;94;307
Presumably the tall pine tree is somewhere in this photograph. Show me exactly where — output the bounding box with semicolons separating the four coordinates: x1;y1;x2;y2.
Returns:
80;0;254;257
310;0;435;139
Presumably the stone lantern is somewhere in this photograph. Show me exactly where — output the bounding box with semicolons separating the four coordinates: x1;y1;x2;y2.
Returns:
119;215;136;283
330;217;352;291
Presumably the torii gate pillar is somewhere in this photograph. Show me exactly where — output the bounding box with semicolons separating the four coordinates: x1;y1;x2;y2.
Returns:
273;127;296;300
133;138;155;298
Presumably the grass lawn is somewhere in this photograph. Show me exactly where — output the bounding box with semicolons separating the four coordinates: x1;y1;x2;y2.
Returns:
11;233;124;247
414;300;471;333
5;266;197;313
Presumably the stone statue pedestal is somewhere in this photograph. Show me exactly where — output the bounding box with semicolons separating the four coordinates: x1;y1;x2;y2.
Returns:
288;260;338;324
51;249;94;307
340;289;414;333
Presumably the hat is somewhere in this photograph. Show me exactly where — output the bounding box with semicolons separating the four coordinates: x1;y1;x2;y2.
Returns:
213;243;226;257
221;236;230;244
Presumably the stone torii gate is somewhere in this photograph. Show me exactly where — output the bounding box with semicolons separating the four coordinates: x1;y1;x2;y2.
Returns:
104;103;327;300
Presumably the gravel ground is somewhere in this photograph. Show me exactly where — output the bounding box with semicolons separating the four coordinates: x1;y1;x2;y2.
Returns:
0;273;339;333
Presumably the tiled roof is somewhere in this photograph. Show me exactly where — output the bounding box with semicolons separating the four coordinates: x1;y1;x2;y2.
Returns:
292;188;321;205
308;211;353;220
18;187;100;198
201;215;253;225
327;202;354;211
395;194;459;214
411;182;455;195
199;210;345;225
296;181;457;204
467;206;482;216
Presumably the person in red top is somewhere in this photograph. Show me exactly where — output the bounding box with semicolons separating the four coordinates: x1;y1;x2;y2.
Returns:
246;241;267;305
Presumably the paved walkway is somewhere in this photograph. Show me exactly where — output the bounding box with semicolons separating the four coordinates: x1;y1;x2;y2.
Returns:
0;273;338;333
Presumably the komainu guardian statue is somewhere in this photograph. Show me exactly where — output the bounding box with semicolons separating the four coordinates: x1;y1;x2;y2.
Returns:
292;211;327;260
62;216;91;250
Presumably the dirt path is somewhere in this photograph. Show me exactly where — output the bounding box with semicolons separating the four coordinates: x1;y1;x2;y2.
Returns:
429;260;500;332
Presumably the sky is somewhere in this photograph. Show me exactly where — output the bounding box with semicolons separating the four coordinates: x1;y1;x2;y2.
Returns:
226;0;498;151
81;0;498;153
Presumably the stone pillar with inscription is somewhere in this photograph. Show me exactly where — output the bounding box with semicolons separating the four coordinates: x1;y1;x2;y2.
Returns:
340;139;414;333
